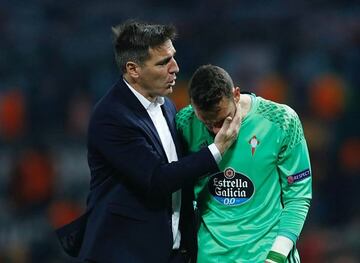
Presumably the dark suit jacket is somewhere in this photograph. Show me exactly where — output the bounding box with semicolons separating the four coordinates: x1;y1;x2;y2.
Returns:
57;79;218;263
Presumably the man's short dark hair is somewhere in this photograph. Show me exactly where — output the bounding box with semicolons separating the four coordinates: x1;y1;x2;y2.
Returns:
189;65;234;112
112;20;177;73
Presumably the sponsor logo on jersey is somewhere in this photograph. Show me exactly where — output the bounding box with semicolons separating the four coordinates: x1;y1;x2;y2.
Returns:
208;168;254;206
287;169;311;184
248;135;260;156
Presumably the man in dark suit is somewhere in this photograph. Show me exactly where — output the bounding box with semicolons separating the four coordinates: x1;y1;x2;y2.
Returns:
56;20;241;263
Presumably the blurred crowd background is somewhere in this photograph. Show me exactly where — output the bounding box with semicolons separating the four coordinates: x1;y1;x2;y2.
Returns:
0;0;359;262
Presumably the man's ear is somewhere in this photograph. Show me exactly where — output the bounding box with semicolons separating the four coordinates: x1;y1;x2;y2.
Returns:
125;62;140;78
233;87;241;103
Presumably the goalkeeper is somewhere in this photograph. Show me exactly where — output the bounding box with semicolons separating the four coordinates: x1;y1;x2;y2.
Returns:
176;65;312;263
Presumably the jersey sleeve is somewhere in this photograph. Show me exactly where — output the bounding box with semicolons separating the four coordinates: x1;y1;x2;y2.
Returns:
276;107;312;243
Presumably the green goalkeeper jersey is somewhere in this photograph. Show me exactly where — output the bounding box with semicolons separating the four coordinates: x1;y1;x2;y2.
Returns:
176;94;312;263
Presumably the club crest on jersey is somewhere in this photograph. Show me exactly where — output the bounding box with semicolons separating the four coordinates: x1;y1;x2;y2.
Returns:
248;135;260;156
208;168;254;206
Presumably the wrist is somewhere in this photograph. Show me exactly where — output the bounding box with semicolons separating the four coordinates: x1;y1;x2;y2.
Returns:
266;251;287;263
214;142;225;155
270;235;294;258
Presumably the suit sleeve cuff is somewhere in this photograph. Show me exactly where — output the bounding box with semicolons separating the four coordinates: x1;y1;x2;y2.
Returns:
208;143;222;164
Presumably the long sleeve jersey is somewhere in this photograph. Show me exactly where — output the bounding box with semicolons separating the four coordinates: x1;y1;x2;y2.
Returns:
176;94;312;263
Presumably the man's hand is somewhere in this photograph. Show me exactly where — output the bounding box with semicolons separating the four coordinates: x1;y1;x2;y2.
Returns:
214;103;242;155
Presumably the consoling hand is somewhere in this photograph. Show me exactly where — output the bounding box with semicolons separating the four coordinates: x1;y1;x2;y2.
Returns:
214;102;242;155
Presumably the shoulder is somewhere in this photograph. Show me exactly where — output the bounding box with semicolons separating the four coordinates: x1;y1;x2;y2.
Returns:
255;96;305;150
176;105;195;130
89;84;136;131
255;96;300;131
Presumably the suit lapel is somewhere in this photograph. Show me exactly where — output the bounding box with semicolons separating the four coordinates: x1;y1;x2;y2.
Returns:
114;80;167;160
137;112;167;159
161;103;181;156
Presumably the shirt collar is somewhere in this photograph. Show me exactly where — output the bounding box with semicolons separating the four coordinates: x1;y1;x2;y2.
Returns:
123;78;164;110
